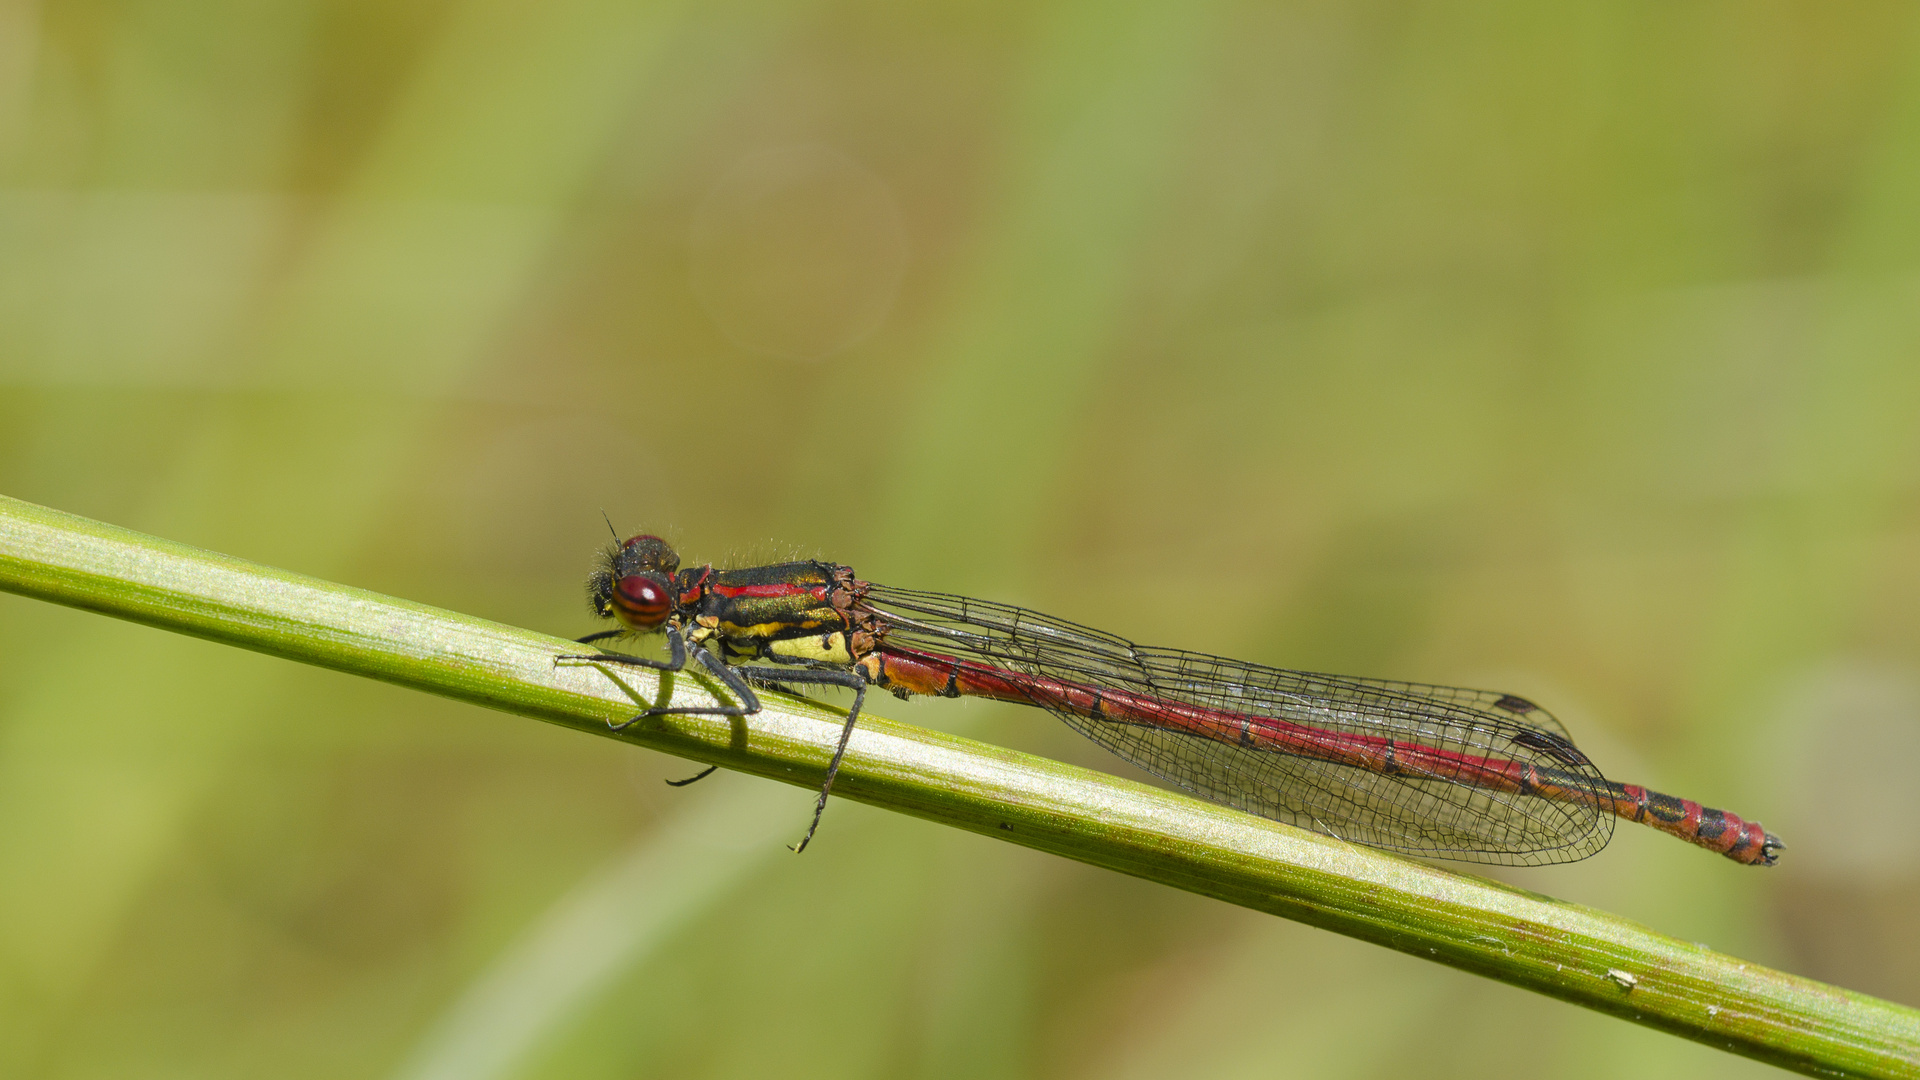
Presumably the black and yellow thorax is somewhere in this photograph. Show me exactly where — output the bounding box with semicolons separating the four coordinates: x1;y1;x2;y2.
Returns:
672;561;877;670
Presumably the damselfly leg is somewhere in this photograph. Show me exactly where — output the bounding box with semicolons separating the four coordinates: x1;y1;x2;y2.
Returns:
562;623;870;851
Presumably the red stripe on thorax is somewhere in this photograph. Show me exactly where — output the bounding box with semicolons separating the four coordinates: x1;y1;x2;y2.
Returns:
709;582;829;600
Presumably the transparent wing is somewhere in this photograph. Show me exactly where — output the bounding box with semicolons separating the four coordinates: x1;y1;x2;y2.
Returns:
861;584;1613;865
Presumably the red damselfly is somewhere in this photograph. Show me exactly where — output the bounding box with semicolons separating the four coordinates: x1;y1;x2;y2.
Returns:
561;534;1782;867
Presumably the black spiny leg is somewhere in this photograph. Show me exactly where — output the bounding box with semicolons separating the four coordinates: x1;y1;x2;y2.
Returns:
559;623;691;674
665;766;719;787
558;626;764;731
561;630;725;786
560;634;870;848
727;665;871;853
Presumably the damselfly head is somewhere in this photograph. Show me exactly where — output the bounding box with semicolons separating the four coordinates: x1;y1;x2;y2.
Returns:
588;534;683;631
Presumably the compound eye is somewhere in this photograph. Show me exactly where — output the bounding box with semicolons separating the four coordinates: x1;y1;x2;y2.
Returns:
619;535;680;574
612;575;671;630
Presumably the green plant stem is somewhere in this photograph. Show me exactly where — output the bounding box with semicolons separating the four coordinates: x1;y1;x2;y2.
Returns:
0;494;1914;1078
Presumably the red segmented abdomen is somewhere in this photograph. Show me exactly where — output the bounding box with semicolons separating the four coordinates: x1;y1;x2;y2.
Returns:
869;646;1782;865
1609;784;1779;866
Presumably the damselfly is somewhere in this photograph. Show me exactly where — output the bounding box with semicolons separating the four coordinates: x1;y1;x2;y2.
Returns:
562;534;1781;867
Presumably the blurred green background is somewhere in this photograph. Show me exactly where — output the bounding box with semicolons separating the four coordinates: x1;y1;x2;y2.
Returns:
3;1;1919;1077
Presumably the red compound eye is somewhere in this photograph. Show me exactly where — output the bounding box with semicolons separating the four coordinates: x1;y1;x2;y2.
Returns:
612;575;671;629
